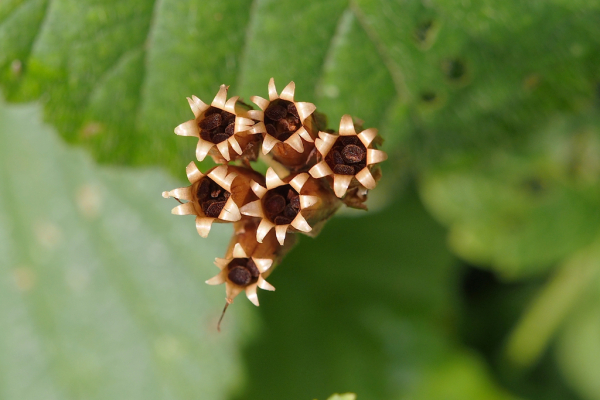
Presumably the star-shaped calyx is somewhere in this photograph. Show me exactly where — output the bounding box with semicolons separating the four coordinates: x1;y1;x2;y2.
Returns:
162;163;262;237
309;115;388;198
249;78;318;168
174;85;262;163
206;243;275;306
239;168;323;245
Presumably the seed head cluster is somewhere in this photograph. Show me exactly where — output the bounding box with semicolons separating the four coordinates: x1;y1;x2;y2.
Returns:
163;78;387;322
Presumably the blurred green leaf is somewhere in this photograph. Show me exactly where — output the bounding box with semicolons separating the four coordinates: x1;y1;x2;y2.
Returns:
555;271;600;400
235;185;520;400
421;113;600;277
0;98;254;399
2;0;599;173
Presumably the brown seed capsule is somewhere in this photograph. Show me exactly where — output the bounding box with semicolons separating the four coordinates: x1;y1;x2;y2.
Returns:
309;114;388;199
342;144;365;163
240;168;342;245
199;113;222;130
163;163;265;238
206;201;226;218
174;85;261;163
228;265;252;286
264;194;287;216
249;78;319;170
206;219;294;311
265;103;287;121
333;164;355;175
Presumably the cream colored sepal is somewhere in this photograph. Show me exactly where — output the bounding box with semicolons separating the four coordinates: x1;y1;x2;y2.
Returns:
195;216;215;238
186;161;204;183
339;114;357;136
295;102;316;122
275;224;289;245
174;120;200;137
239;199;264;218
290;213;311;233
172;202;196;215
315;131;338;156
196;139;215;162
207;166;237;192
265;168;286;190
262;134;279;155
256;219;276;243
367;148;388;165
249;96;269;111
161;187;192;201
218;197;241;222
355;167;377;190
211;84;229;109
289;173;309;192
285;134;304;153
358;128;378;147
308;161;334;179
187;95;209;118
333;174;354;198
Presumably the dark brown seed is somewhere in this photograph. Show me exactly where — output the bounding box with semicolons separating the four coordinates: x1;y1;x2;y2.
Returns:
278;132;293;142
274;216;293;225
223;191;231;199
285;116;299;131
342;144;365;163
333;164;355;175
225;123;234;136
332;150;344;165
210;187;222;198
246;259;260;279
228;266;251;286
286;189;295;200
265;104;287;121
277;118;292;134
283;204;298;219
264;194;286;216
197;179;211;199
266;124;277;137
199;113;222;130
287;103;299;117
355;162;367;172
206;200;226;217
339;136;359;146
212;133;229;143
200;129;212;142
289;195;300;210
204;107;220;116
224;114;235;124
221;110;235;120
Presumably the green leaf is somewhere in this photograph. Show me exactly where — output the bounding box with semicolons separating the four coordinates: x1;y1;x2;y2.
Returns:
3;0;599;173
556;274;600;400
420;112;600;277
234;186;519;400
0;97;255;399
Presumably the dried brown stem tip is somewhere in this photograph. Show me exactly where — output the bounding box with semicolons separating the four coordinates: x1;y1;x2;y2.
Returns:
309;114;387;198
174;85;262;163
249;78;319;169
240;167;341;245
162;163;263;237
205;219;291;307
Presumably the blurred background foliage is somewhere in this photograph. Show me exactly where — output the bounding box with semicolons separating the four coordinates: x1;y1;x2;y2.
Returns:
1;0;599;399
